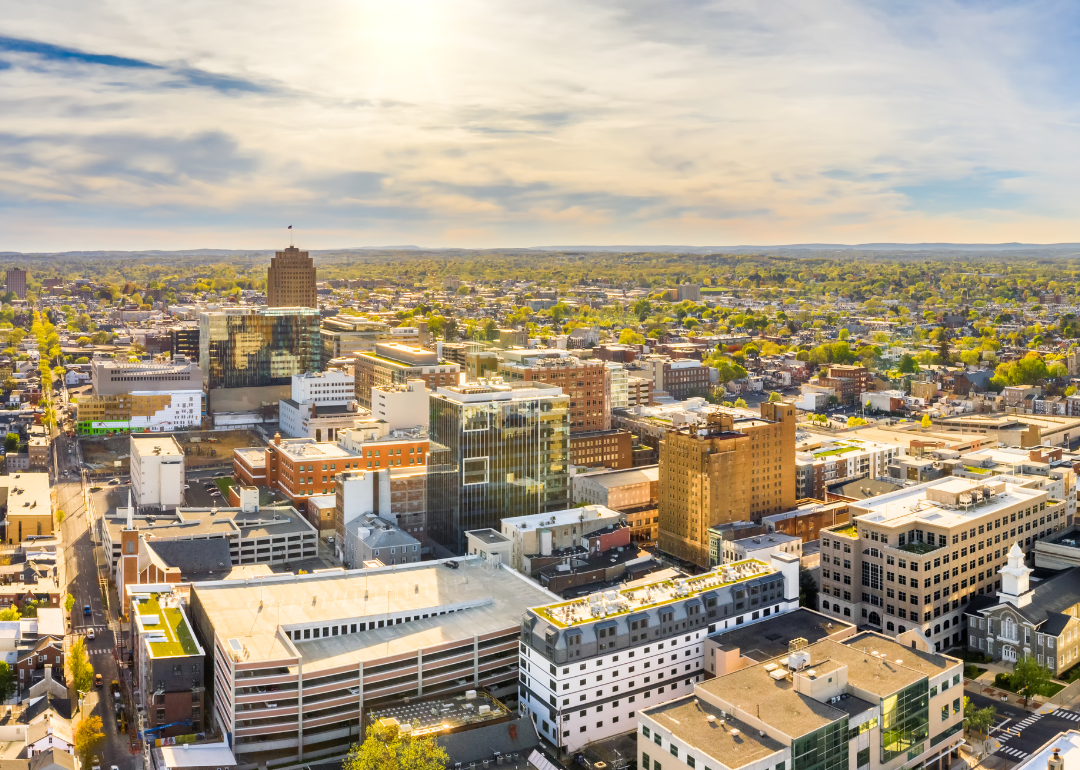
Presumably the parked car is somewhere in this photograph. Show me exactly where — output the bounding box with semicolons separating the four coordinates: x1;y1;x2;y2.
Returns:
94;673;103;687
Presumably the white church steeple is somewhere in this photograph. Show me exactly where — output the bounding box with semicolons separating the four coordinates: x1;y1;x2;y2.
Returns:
999;542;1033;607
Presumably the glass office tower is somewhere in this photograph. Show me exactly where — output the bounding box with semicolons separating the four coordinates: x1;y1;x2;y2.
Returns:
428;381;570;553
199;307;321;389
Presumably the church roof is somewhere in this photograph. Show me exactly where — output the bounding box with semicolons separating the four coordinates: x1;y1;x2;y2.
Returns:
966;566;1080;631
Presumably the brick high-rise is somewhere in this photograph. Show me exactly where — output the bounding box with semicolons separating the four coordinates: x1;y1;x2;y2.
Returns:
658;402;797;567
5;268;26;300
267;246;317;308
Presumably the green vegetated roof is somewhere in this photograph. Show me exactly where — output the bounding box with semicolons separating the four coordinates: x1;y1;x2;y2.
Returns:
138;595;199;657
814;446;859;458
964;466;991;475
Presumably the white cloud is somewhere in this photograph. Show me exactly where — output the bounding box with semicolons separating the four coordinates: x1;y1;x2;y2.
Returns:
0;0;1077;249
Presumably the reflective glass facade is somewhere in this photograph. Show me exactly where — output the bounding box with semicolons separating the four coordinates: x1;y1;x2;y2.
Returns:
792;718;849;770
428;387;570;552
199;307;321;390
881;680;929;763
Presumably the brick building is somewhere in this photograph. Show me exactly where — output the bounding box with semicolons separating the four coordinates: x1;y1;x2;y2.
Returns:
497;353;609;433
658;402;797;567
568;429;633;469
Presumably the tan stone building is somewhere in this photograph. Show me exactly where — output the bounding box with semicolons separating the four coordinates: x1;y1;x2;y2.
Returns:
658;401;797;567
266;246;317;308
353;342;460;410
820;476;1068;652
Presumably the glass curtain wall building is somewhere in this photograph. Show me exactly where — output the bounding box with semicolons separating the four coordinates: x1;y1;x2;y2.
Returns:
428;381;570;552
199;307;321;390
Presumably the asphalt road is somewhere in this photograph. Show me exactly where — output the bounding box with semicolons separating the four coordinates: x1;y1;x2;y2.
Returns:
983;703;1080;763
56;435;136;770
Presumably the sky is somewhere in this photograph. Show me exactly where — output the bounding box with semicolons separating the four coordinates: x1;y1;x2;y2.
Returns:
2;0;1080;251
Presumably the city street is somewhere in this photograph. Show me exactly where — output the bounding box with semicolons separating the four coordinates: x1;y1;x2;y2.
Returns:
55;433;137;770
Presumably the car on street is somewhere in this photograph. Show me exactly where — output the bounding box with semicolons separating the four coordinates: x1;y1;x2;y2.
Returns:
83;605;91;616
87;628;95;640
109;478;120;485
95;673;103;687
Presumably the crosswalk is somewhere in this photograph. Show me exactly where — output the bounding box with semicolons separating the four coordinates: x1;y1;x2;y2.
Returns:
1002;713;1042;738
997;746;1030;759
1051;708;1080;722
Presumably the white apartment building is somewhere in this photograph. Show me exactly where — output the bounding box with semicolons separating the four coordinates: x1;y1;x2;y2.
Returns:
571;466;658;509
519;552;801;755
289;370;354;404
279;370;360;441
371;379;429;430
130;434;185;510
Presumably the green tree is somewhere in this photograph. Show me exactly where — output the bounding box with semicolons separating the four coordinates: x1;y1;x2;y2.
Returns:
1012;655;1053;707
482;319;499;341
64;594;75;612
733;397;748;408
3;433;17;454
963;696;995;738
898;354;919;374
0;608;19;622
0;661;14;703
74;715;105;766
618;328;645;345
768;391;782;402
846;416;868;428
68;637;94;695
921;413;931;430
343;720;449;770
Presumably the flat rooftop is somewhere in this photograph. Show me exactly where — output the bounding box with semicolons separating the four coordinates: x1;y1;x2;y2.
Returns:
708;608;851;660
191;558;556;671
576;465;658;488
275;438;356;461
644;697;784;770
131;435;185;457
534;559;776;628
105;504;316;542
700;633;952;737
849;477;1044;529
468;528;509;544
501;504;621;531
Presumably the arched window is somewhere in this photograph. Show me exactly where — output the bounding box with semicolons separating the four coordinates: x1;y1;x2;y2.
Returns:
868;611;882;627
898;625;906;633
886;622;895;631
843;607;851;617
934;624;941;634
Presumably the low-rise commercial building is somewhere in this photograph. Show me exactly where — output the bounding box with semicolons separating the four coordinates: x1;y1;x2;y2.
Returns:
642;631;964;770
720;532;803;565
2;473;53;544
499;505;625;573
